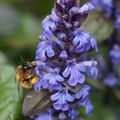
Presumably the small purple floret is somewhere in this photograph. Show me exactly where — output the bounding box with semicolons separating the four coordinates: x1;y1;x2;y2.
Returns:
51;89;74;111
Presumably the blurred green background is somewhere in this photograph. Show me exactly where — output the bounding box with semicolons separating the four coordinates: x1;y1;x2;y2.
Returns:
0;0;120;120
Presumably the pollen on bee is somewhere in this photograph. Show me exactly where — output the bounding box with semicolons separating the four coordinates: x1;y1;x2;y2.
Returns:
31;76;39;85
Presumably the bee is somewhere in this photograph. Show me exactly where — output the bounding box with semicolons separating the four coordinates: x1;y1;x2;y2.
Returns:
16;61;39;88
15;61;52;117
17;61;82;118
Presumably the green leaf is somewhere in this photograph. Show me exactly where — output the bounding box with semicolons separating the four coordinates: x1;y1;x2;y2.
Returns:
82;10;114;42
0;64;21;120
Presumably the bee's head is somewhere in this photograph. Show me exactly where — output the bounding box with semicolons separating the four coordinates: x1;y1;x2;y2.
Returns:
22;62;32;70
19;56;32;70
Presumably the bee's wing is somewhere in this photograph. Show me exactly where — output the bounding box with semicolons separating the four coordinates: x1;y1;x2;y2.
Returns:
62;81;82;93
22;89;52;117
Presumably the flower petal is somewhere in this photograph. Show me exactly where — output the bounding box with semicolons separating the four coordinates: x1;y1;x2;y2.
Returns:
62;66;71;77
51;91;61;101
46;46;55;57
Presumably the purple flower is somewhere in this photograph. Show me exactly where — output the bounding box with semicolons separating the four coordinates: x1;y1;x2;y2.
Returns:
36;40;55;61
38;35;47;41
35;68;64;91
109;45;120;64
101;0;113;8
56;0;79;9
104;73;118;87
115;16;120;29
59;113;67;120
80;60;98;79
89;0;99;7
87;62;98;79
115;12;120;29
62;59;86;86
75;85;90;100
68;109;79;120
79;2;95;13
51;88;74;111
90;0;113;10
35;109;53;120
59;50;68;59
62;59;98;86
78;97;94;115
51;9;60;22
85;100;94;115
42;68;64;90
34;78;42;93
72;29;97;53
35;61;48;77
69;7;79;14
42;16;57;37
35;65;42;77
57;33;66;40
33;0;98;118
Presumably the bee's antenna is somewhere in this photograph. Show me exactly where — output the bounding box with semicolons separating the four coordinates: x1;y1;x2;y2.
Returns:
19;55;24;64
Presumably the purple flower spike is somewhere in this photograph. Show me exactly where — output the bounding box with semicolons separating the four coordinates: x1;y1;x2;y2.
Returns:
34;0;98;118
63;59;85;86
51;88;74;111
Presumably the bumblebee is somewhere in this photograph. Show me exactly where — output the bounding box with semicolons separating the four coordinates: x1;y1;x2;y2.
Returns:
16;61;38;88
19;62;82;119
